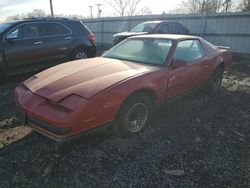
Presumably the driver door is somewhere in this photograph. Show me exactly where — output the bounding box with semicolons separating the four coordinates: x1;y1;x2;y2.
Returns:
167;39;207;99
4;23;44;67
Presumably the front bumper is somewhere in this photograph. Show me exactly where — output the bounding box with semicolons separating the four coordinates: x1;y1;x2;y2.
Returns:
15;84;73;139
28;117;70;135
15;83;115;142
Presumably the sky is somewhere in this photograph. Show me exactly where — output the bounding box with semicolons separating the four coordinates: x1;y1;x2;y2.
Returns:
0;0;183;22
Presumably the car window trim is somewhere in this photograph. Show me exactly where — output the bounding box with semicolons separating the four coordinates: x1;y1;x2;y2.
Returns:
152;23;162;33
3;21;72;41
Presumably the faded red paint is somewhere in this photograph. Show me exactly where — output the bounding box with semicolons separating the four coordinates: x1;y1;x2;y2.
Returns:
15;35;232;140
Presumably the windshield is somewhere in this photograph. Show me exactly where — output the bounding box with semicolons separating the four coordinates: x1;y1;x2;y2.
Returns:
0;23;13;33
103;38;173;66
130;22;158;32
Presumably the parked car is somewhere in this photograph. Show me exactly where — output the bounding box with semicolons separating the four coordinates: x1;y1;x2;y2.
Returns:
113;21;189;45
15;34;232;141
0;17;96;81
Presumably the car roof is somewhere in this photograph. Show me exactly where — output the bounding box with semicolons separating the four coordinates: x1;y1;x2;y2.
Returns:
4;17;79;24
143;20;180;24
3;20;20;24
130;34;200;41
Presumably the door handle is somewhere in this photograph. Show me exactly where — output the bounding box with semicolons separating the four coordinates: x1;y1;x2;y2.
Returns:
33;41;43;45
65;37;72;40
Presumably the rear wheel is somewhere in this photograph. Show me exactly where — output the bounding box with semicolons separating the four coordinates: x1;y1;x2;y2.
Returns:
114;93;152;137
73;49;88;60
208;66;224;92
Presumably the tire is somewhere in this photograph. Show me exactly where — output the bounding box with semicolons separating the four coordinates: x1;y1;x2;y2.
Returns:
73;49;88;60
114;93;152;137
208;66;224;92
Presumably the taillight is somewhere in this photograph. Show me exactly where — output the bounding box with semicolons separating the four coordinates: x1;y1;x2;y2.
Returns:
88;33;95;42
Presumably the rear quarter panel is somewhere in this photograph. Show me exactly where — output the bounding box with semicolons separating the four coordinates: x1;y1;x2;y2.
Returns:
201;39;232;82
220;49;233;69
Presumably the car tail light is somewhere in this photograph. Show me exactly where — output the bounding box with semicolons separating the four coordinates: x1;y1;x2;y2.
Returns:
88;33;95;42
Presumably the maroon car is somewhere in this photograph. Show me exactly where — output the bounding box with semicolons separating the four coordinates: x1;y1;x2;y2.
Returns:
15;35;232;141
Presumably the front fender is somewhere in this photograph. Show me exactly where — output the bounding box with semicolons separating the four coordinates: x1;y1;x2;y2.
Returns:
71;69;167;133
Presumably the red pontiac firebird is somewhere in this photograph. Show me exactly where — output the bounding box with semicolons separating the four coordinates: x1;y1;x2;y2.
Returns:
15;34;232;141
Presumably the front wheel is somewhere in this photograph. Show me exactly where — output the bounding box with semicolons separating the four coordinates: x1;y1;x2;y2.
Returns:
208;66;224;92
114;93;152;137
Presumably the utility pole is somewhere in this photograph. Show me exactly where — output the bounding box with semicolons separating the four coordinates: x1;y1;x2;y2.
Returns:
49;0;54;17
95;4;103;18
88;5;93;18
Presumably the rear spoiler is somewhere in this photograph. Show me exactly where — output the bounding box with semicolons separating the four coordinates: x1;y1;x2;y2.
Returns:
217;46;230;50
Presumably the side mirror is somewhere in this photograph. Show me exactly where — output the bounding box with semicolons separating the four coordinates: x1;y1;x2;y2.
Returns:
172;59;188;68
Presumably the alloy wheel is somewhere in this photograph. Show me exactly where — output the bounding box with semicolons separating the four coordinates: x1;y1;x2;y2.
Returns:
125;102;149;133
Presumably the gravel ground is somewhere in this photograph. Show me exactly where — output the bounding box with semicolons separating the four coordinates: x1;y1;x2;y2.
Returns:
0;57;250;187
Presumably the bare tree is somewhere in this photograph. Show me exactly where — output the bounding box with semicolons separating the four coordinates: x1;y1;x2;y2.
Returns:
26;9;47;18
182;0;226;13
137;7;152;15
223;0;232;12
5;11;86;22
5;15;21;21
238;0;250;11
105;0;129;16
105;0;150;16
127;0;140;16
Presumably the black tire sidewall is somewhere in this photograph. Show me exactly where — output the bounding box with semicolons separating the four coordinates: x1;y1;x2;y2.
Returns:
114;93;152;137
73;49;88;60
208;66;224;92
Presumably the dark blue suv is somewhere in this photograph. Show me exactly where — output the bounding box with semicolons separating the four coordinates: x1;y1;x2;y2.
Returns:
0;17;96;81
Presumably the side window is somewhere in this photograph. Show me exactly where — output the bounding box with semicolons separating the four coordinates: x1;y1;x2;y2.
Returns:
40;23;71;36
156;23;169;33
156;23;182;34
6;29;18;39
173;40;205;62
167;23;179;33
6;24;40;39
175;23;184;33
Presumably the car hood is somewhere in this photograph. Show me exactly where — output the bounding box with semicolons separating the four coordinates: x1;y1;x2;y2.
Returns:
23;57;157;102
113;31;148;38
